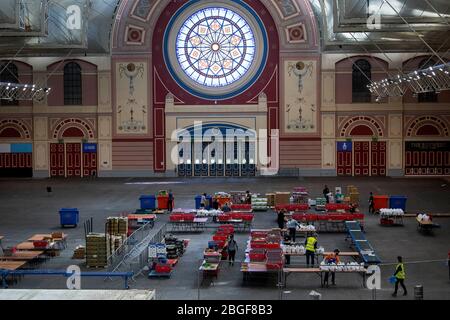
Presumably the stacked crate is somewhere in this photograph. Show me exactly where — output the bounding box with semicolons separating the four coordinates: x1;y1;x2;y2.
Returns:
347;185;360;205
266;193;275;207
86;233;109;268
252;196;268;211
292;187;309;204
275;192;291;206
72;245;86;259
106;217;128;256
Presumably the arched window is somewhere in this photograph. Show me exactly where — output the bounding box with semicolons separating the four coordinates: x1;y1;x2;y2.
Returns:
64;62;82;105
418;58;437;103
0;62;19;106
352;59;372;103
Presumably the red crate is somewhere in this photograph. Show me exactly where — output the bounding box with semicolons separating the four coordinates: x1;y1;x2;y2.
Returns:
33;241;48;249
217;215;231;222
213;235;228;241
266;263;283;270
155;264;172;273
249;253;266;262
231;204;252;211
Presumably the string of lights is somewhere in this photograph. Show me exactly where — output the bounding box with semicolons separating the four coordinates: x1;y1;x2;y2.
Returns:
0;82;51;102
368;63;450;101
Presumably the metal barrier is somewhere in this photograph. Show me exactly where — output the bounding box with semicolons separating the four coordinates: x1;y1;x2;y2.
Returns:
0;270;133;289
107;222;167;279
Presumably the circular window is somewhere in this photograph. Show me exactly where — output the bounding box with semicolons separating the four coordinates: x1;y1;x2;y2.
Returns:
163;0;268;100
176;7;256;88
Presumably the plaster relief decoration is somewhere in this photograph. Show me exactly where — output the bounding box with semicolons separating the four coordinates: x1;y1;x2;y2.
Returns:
116;62;148;134
272;0;301;20
285;23;306;44
285;60;317;133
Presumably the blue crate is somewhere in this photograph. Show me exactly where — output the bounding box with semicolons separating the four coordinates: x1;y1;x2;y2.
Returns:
389;196;407;211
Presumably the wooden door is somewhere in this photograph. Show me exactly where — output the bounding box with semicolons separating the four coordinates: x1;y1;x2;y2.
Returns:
50;143;65;177
354;141;370;176
371;141;386;176
337;151;352;176
66;143;81;177
83;152;97;177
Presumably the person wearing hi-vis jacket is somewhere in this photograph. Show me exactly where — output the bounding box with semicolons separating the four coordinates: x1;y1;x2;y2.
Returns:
305;234;318;268
392;256;407;297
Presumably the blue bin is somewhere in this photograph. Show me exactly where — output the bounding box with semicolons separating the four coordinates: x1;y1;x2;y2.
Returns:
139;195;156;210
195;195;213;210
59;208;79;227
389;196;407;211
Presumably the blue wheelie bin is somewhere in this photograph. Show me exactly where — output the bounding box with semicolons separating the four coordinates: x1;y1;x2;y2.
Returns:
389;195;407;211
59;208;79;228
139;195;156;210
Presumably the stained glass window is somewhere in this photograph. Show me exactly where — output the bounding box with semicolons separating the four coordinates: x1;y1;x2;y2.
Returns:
176;7;256;88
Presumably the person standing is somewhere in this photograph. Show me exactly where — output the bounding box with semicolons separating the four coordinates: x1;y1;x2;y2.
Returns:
286;217;300;242
369;192;375;214
212;198;220;210
323;249;340;287
221;202;232;213
392;256;407;297
167;190;174;212
305;234;318;268
323;185;330;203
226;234;238;266
200;193;207;209
245;190;252;204
447;251;450;280
277;209;286;230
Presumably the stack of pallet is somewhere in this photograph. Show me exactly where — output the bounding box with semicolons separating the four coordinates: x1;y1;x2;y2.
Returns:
106;217;128;256
347;185;360;204
86;233;109;268
72;245;85;259
275;192;291;206
266;193;275;207
292;187;309;204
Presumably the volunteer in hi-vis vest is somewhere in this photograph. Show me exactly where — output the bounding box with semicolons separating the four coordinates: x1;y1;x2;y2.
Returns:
392;256;408;297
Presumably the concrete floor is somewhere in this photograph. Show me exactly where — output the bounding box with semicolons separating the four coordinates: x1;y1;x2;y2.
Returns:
0;177;449;300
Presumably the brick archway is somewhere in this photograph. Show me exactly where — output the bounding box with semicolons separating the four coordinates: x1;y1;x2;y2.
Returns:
406;116;449;137
52;118;95;140
340;116;384;137
0;119;31;139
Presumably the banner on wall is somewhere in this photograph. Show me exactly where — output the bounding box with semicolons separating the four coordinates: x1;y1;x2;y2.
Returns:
337;141;352;152
83;143;97;153
0;144;33;153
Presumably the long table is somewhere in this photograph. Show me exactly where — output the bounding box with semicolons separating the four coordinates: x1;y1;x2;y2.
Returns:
0;251;45;262
0;261;27;271
27;234;68;249
282;267;367;288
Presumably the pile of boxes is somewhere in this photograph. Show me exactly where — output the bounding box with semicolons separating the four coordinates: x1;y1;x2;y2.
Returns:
251;195;268;211
275;192;291;206
266;193;275;207
106;217;128;256
72;245;86;259
86;233;109;268
292;187;309;204
347;185;360;205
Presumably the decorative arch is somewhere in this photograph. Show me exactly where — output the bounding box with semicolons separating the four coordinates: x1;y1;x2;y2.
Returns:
52;118;95;140
0;119;31;139
406;116;449;137
340;116;384;137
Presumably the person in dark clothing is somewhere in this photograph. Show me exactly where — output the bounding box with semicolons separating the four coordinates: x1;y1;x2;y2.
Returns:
222;202;232;212
369;192;375;214
245;190;252;204
277;209;286;229
349;203;357;213
167;190;174;212
226;234;238;266
392;256;407;296
212;198;220;210
323;185;330;203
447;251;450;281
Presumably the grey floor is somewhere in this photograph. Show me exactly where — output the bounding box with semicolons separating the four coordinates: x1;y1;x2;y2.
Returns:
0;176;449;300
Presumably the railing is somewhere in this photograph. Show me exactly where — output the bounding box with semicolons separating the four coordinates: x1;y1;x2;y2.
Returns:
107;222;167;279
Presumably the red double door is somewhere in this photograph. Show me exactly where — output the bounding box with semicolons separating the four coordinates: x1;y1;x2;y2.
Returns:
337;141;386;176
50;143;97;177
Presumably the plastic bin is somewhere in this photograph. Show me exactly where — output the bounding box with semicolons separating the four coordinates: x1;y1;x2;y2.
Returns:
389;196;407;211
157;195;169;209
195;195;213;210
139;195;156;210
59;208;79;227
373;195;389;211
